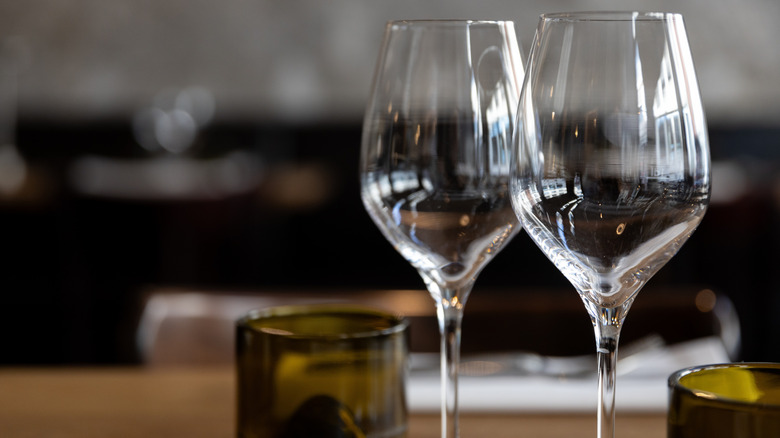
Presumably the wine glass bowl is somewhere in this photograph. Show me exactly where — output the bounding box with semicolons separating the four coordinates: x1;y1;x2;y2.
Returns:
511;12;710;438
360;20;524;438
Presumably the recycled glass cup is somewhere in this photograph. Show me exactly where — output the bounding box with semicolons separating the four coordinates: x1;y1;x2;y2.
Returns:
669;363;780;438
236;304;409;438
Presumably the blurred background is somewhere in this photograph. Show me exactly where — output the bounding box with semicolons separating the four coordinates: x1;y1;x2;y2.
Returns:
0;0;778;365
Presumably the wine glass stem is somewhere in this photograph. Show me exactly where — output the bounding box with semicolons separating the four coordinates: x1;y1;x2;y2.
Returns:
437;301;464;438
595;326;620;438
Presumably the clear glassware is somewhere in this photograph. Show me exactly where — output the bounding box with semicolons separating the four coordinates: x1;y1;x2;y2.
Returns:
360;20;524;438
510;12;710;438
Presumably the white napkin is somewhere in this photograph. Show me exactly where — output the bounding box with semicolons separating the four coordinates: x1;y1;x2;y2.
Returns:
408;336;731;413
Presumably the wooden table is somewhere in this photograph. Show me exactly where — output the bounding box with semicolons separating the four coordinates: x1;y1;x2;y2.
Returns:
0;367;666;437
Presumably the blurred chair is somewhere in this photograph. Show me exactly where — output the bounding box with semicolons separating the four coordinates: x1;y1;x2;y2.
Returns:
135;288;433;366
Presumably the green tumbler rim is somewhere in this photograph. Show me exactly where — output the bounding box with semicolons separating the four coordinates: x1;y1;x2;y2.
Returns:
237;303;409;341
669;362;780;411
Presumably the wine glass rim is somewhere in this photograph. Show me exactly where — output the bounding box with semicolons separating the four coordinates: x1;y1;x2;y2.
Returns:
387;19;515;27
541;11;683;22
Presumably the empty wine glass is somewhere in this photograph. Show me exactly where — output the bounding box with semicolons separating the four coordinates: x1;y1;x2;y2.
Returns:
360;20;524;438
510;12;710;438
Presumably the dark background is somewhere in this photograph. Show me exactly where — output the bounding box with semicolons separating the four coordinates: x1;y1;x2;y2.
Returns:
3;119;779;365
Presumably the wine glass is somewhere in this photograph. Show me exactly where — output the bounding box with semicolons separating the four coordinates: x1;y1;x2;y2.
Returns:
360;20;524;438
510;12;710;438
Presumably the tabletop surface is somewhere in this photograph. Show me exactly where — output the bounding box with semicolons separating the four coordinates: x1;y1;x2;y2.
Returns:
0;366;667;438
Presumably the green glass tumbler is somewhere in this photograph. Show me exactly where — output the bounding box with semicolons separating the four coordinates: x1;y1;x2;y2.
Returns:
236;304;409;438
669;363;780;438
